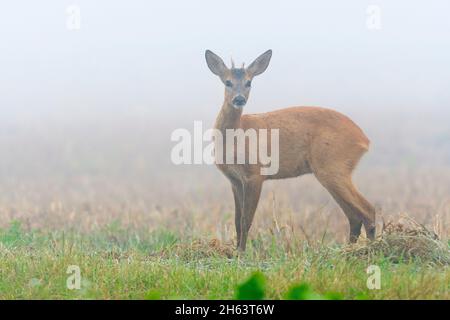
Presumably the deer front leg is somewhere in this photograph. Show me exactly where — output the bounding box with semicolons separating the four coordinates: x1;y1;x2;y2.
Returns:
231;182;243;248
238;177;263;252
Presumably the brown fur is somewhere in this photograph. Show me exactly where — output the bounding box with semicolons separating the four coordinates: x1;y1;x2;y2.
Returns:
206;49;375;251
214;103;376;251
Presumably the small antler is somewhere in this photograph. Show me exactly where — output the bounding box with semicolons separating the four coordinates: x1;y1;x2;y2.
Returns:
230;56;235;68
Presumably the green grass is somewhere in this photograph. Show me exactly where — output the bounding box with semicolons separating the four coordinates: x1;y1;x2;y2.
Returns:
0;222;448;299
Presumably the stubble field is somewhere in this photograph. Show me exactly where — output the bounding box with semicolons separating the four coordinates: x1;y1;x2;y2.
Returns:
0;109;449;299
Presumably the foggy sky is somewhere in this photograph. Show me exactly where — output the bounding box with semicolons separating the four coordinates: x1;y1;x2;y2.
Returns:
1;0;449;124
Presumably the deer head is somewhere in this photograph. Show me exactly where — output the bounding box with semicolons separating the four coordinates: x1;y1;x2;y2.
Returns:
205;50;272;109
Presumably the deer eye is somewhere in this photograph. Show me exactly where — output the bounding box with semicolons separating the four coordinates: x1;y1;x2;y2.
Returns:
245;80;252;87
225;80;233;87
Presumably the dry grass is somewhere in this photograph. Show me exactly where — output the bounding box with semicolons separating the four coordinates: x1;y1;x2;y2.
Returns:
1;165;449;239
343;215;450;265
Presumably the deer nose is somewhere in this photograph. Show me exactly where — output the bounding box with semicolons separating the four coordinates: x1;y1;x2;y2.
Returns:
232;96;246;107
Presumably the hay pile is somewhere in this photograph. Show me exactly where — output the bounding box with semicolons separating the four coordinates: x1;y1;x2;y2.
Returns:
343;217;450;265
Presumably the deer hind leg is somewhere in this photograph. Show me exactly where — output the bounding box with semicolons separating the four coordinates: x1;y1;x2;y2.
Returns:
334;198;363;243
237;176;263;252
314;171;376;243
355;190;376;240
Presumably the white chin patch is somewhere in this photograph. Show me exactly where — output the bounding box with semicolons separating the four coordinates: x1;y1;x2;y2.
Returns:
232;104;244;110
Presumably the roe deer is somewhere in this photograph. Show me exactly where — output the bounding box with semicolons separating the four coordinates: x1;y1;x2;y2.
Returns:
205;49;376;251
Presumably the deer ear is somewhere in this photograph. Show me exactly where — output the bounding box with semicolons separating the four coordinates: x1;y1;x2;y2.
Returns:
247;50;272;77
205;50;228;77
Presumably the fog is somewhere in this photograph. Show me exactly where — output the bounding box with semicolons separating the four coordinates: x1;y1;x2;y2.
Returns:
0;1;449;181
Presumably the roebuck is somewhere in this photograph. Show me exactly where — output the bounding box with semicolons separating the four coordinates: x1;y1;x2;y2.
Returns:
205;49;376;251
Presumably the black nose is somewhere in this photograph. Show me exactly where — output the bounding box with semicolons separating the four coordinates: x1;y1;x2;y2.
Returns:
232;96;246;106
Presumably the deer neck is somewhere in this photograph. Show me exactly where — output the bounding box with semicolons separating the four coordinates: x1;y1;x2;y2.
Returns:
214;101;242;134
